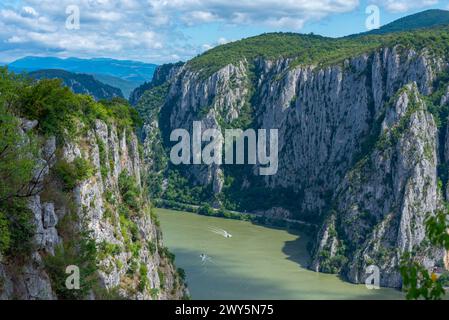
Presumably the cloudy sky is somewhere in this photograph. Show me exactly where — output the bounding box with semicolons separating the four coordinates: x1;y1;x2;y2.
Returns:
0;0;447;64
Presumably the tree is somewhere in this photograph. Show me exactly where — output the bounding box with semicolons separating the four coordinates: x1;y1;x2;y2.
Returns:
0;69;39;256
400;208;449;300
0;85;39;203
400;253;445;300
198;203;214;216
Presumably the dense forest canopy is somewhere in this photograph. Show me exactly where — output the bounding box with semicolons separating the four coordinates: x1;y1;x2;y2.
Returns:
188;27;449;77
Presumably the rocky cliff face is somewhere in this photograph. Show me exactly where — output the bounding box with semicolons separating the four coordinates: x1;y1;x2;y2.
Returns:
137;44;449;288
130;62;184;106
0;117;186;299
312;83;446;287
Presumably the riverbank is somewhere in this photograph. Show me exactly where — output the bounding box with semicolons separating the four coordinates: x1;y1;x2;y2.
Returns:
154;199;317;235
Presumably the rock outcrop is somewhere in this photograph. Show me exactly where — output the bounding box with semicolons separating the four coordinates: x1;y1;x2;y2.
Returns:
0;118;187;300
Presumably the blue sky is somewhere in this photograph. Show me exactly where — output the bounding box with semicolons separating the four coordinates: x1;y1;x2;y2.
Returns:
0;0;448;64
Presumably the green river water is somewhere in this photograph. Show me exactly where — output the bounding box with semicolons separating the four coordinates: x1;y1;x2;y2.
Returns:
157;208;403;300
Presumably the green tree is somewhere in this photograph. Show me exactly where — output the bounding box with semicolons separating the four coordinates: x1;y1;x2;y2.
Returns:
0;69;39;256
0;104;39;202
118;172;141;211
44;228;98;300
0;211;11;253
400;208;449;300
400;253;445;300
54;157;95;191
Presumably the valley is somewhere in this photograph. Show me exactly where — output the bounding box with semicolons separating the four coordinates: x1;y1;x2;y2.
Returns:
2;7;449;301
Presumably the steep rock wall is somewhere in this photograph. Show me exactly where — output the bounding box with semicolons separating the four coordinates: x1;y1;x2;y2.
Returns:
139;46;449;288
0;118;186;300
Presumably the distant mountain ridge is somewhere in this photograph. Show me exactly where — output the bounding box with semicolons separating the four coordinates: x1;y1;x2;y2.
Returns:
28;69;124;101
8;56;158;98
91;73;138;99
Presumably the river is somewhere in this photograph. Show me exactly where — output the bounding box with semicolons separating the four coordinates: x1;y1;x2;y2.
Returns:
157;208;403;300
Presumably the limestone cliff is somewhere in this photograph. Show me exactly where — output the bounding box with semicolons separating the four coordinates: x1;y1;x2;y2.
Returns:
134;31;449;288
0;116;187;300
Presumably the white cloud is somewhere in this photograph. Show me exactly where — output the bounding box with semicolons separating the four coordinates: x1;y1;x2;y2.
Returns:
201;37;234;53
5;0;441;63
183;11;219;25
140;31;164;49
154;0;359;29
265;17;305;30
7;35;25;44
202;44;213;51
0;8;55;32
86;11;123;22
231;12;250;24
217;37;230;45
21;6;38;17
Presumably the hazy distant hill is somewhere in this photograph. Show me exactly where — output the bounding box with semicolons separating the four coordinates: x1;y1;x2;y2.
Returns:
29;69;124;100
91;73;137;99
8;56;157;98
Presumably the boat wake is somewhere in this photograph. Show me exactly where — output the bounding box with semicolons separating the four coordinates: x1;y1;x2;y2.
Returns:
208;226;233;238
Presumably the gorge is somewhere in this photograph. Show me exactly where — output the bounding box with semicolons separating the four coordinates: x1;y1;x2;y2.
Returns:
2;9;449;300
133;17;449;290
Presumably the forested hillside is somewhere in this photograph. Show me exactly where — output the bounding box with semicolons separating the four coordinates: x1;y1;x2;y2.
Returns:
28;69;124;101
